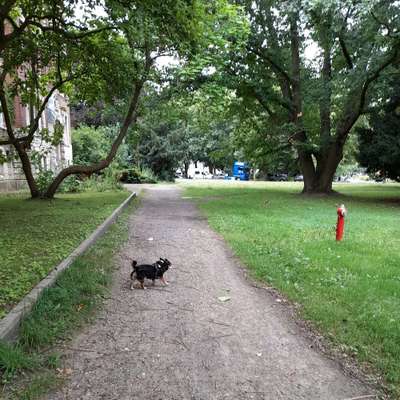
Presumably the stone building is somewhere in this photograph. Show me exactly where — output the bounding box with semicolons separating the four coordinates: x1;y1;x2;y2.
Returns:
0;92;73;192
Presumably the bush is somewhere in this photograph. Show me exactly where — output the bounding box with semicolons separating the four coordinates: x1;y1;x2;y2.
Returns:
59;175;82;193
81;172;123;192
118;167;158;184
36;170;54;194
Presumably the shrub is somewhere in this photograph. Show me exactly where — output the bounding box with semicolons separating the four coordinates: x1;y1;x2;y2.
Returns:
36;170;54;194
59;175;82;193
118;167;157;184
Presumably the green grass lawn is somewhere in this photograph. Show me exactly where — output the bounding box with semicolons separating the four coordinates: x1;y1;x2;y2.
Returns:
185;181;400;396
0;191;129;318
0;196;136;399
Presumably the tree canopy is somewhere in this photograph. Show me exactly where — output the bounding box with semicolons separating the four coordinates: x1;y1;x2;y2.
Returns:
1;0;400;196
1;0;240;197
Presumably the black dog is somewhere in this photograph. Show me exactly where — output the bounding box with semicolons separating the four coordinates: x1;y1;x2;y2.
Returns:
130;258;171;289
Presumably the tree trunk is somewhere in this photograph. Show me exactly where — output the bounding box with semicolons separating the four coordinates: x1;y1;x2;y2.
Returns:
0;84;40;197
183;162;189;178
15;144;40;198
301;141;344;194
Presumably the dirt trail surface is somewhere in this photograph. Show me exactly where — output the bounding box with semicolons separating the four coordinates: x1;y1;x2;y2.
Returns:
48;185;375;400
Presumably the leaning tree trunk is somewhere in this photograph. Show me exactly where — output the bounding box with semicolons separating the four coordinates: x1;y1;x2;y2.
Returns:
44;79;145;198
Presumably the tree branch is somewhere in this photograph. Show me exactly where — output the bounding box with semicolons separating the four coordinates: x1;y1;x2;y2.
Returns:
0;136;28;146
1;14;115;54
0;85;16;144
338;36;353;69
357;47;399;116
247;45;294;87
27;72;84;143
371;11;399;39
336;45;400;142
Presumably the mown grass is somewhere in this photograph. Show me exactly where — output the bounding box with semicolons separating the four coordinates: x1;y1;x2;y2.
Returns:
0;196;137;399
0;191;129;318
185;181;400;397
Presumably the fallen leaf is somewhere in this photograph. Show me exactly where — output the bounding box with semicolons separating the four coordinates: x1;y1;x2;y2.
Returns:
218;296;231;302
56;368;73;376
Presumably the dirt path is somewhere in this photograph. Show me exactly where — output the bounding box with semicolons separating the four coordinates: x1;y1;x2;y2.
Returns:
48;185;376;400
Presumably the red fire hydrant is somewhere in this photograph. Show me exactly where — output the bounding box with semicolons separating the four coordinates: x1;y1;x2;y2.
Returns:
336;204;347;241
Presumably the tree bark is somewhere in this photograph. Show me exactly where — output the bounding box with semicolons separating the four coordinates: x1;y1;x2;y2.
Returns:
183;161;189;178
14;143;40;198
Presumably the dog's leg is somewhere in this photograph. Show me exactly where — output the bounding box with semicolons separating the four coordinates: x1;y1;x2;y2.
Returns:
139;280;146;290
160;277;169;286
152;279;155;286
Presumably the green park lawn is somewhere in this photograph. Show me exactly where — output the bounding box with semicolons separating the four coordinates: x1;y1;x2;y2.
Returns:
185;181;400;396
0;191;129;319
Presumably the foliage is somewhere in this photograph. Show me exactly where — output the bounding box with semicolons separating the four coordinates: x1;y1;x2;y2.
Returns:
71;125;131;168
35;170;54;194
1;0;225;197
59;175;81;193
0;191;129;318
80;168;124;192
186;181;400;396
118;167;158;184
0;343;38;382
190;0;400;191
0;198;135;399
357;78;400;181
129;80;240;178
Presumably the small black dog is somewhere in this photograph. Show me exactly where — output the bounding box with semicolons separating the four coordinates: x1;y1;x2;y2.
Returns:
130;258;171;290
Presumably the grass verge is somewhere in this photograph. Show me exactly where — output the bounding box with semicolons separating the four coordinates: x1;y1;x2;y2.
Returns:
185;182;400;397
0;196;137;399
0;191;129;318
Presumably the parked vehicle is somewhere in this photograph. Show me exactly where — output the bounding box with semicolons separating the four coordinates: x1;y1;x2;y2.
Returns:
266;173;288;181
294;174;303;182
232;161;250;181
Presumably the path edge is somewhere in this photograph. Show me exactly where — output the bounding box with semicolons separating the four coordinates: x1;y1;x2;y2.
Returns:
0;191;137;343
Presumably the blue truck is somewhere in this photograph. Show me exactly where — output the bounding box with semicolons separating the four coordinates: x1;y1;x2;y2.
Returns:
232;161;250;181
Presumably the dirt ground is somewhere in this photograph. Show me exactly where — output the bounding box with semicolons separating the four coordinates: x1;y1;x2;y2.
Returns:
47;185;378;400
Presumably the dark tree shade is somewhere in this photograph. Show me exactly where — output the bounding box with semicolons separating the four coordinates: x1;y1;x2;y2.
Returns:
357;86;400;181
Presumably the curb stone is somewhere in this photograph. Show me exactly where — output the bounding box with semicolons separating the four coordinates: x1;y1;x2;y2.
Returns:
0;191;137;343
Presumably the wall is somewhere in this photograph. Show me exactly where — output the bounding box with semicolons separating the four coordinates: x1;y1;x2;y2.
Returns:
0;92;73;192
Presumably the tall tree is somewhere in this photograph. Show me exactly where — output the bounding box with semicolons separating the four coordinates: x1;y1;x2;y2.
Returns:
0;0;215;198
227;0;400;193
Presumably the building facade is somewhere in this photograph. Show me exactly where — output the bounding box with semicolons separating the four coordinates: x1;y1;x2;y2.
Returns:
0;92;73;192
